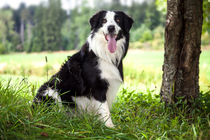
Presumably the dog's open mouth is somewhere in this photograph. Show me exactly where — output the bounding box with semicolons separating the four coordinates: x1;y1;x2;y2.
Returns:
104;33;117;53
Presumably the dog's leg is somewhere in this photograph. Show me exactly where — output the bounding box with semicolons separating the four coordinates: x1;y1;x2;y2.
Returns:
33;88;62;109
92;99;114;128
72;97;114;128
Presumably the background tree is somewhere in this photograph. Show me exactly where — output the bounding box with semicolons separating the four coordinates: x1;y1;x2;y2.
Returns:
31;5;45;52
43;0;66;51
0;8;20;53
144;1;163;30
160;0;203;104
31;0;66;52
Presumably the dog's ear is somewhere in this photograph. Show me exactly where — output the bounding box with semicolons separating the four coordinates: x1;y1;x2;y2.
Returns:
89;10;105;30
124;14;133;32
115;11;134;33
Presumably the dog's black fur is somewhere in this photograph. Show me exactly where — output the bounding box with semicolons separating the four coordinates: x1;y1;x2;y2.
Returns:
35;44;109;106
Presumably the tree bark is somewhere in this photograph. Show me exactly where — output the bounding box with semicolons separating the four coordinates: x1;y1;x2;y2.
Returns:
27;20;32;44
20;19;25;45
160;0;203;104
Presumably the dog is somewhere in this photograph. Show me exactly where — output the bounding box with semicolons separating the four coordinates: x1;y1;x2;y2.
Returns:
33;10;133;128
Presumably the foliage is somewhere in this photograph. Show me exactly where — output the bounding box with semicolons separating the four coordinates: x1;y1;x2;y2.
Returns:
30;0;66;52
0;43;7;54
62;7;95;50
203;0;210;33
144;1;164;30
0;0;167;53
0;0;209;53
155;0;167;14
140;29;153;42
201;32;210;46
130;24;148;42
130;24;155;43
0;9;20;53
130;25;164;49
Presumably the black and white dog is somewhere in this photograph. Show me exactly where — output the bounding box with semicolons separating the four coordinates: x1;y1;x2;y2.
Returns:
33;10;133;128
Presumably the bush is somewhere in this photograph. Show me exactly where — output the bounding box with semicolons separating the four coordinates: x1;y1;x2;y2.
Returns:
130;25;164;49
130;25;145;42
150;38;164;49
129;42;143;49
130;24;153;42
130;24;154;43
153;26;164;39
201;32;210;46
140;29;153;42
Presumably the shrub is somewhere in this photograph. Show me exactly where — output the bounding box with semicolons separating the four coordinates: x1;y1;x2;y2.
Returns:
130;24;153;42
201;32;210;46
140;29;153;42
153;26;164;39
130;25;145;42
151;38;164;49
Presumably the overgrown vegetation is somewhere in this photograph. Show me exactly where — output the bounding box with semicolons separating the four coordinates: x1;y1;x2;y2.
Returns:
0;50;209;139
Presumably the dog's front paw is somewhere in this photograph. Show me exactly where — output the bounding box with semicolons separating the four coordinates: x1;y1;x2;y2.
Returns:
105;120;115;128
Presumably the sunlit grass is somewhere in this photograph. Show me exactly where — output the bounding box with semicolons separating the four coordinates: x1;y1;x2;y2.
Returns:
1;50;209;91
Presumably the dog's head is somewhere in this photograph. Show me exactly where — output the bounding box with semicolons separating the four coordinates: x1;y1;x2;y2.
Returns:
89;10;133;54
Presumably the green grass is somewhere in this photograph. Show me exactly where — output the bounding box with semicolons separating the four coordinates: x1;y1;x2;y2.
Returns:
0;50;210;139
1;50;210;90
0;79;209;139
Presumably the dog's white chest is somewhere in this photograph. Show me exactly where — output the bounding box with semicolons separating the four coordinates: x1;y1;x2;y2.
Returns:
98;59;122;109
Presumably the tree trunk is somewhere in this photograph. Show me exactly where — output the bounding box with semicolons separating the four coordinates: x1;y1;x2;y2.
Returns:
27;20;32;44
160;0;203;104
20;19;25;45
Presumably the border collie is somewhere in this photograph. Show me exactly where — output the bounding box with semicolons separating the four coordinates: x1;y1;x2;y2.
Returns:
33;10;133;128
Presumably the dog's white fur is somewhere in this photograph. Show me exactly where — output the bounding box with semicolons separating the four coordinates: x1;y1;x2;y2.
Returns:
102;11;121;37
88;11;125;65
98;59;122;109
71;97;114;127
44;88;62;108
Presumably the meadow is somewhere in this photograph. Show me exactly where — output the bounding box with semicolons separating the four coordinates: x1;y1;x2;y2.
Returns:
0;50;209;139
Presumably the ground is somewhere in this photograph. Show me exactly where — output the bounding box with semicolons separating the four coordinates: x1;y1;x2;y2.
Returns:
0;50;209;139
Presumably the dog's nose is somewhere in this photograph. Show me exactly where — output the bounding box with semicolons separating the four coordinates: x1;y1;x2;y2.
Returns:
108;25;115;33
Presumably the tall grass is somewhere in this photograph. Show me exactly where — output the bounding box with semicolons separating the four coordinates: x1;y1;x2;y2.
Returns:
0;79;209;139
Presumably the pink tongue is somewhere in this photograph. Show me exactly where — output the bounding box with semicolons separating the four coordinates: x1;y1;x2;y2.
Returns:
107;35;117;53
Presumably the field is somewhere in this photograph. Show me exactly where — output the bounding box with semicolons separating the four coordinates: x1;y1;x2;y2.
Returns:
0;50;209;139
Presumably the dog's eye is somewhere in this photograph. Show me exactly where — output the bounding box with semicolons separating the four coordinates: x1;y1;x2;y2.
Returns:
116;18;120;23
102;19;107;23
